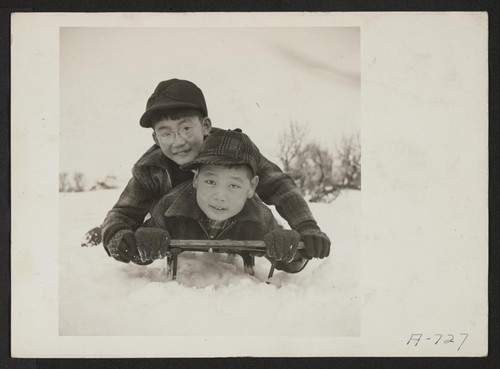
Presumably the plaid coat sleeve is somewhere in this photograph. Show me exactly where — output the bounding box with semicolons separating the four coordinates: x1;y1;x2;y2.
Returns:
101;165;164;247
255;153;319;232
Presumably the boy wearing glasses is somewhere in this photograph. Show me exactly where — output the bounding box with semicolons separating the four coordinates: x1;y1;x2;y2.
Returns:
101;79;330;264
126;129;309;275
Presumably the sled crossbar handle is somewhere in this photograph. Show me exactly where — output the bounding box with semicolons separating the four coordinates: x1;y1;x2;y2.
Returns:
169;239;304;250
166;240;305;283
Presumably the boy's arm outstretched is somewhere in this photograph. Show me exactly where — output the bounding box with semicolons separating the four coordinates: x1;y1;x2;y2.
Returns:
101;168;160;262
255;153;331;259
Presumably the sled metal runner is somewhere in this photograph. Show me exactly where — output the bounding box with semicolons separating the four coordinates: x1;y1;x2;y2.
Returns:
166;240;304;284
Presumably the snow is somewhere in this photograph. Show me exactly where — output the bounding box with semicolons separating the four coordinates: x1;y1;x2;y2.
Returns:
59;188;360;336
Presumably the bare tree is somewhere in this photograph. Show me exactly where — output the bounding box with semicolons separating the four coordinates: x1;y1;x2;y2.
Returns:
306;142;333;189
278;121;308;173
277;122;340;202
334;132;361;189
89;175;119;191
59;172;70;192
303;142;340;202
59;171;89;192
73;172;86;192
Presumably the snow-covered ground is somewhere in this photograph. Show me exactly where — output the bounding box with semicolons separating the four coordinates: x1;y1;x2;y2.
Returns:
59;188;360;336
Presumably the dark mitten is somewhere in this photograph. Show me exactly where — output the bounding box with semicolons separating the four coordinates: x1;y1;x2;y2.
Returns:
299;228;331;259
264;229;301;263
106;230;141;263
135;228;171;263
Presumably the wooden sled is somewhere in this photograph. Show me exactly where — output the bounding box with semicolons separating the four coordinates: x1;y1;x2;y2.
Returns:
165;240;305;284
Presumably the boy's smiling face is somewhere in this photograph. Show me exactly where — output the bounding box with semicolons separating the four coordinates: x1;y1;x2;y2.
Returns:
193;164;259;221
153;116;211;165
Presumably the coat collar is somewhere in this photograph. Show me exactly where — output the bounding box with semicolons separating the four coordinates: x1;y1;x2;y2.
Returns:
164;182;263;223
134;144;173;170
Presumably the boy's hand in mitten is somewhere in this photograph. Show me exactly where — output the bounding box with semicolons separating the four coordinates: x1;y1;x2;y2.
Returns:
264;229;301;263
106;230;141;263
135;228;171;263
299;228;331;259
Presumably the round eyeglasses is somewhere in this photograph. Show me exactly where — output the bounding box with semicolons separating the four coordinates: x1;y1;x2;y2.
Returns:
157;125;195;144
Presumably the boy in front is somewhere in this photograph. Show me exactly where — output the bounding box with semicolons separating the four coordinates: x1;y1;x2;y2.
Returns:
102;79;330;264
127;129;309;274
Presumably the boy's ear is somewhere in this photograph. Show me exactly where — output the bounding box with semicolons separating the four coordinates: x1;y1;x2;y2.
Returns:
201;117;212;136
192;170;199;189
152;131;159;146
247;175;259;198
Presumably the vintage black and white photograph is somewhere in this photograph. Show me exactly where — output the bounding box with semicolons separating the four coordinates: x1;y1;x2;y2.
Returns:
58;26;361;336
11;12;488;358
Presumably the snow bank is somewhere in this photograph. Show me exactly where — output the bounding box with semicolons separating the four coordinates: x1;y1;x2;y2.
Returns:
59;189;360;336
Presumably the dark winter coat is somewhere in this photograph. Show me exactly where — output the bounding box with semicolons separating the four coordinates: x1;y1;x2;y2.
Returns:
101;128;318;249
146;181;281;240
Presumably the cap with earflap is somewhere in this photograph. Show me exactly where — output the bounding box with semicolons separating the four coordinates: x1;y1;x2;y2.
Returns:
180;129;260;176
140;79;208;128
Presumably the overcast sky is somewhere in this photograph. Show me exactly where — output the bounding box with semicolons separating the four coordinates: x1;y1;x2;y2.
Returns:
60;27;360;184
